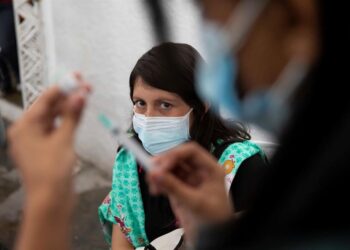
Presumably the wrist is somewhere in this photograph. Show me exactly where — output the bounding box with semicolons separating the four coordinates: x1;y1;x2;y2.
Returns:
25;177;73;199
16;186;74;250
25;185;75;215
212;202;234;222
206;195;234;224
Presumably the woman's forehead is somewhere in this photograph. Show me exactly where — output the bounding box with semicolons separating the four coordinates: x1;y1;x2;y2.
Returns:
133;77;183;101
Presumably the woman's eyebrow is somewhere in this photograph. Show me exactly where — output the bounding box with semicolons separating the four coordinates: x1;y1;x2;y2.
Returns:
155;97;178;103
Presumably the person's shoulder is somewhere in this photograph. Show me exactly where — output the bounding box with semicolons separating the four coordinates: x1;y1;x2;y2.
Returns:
218;140;264;167
114;146;136;161
220;140;262;158
112;147;138;176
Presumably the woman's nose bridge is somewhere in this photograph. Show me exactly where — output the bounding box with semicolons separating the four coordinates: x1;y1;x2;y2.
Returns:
144;105;158;117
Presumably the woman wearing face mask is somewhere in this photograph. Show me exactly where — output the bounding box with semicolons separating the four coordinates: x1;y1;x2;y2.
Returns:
98;42;267;249
148;0;350;249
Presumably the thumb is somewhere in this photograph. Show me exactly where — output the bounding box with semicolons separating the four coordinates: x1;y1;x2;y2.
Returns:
57;91;86;141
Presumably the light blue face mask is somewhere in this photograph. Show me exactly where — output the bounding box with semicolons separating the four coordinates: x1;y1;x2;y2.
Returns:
197;22;241;118
132;109;192;155
196;0;309;134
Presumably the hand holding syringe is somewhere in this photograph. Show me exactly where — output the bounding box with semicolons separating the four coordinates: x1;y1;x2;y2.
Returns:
57;72;84;94
57;72;154;171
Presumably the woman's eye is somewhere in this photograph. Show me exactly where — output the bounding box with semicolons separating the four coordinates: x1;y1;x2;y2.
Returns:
134;100;146;108
160;102;172;110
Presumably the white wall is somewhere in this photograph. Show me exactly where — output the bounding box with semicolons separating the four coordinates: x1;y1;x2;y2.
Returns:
44;0;203;174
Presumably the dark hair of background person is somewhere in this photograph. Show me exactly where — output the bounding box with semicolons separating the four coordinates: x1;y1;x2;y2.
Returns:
129;42;250;151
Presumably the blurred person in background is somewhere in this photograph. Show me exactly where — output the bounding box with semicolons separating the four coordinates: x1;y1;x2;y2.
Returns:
148;0;350;249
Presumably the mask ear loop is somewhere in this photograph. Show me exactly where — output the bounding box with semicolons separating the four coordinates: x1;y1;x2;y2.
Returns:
224;0;270;52
240;57;310;134
186;108;194;116
268;57;310;105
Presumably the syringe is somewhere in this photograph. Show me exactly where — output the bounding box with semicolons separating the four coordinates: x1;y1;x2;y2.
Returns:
57;73;80;94
98;114;154;171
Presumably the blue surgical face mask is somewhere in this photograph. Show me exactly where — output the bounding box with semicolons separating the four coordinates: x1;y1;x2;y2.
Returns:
196;0;309;134
132;109;192;155
197;22;241;118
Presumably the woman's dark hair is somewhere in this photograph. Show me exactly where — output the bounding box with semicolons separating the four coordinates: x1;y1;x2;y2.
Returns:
129;42;250;151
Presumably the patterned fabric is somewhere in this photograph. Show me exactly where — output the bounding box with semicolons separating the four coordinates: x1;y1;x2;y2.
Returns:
98;148;148;247
98;141;264;248
217;140;264;191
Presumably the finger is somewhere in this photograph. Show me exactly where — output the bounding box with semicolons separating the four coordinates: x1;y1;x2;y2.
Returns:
146;173;160;195
56;90;86;141
73;72;92;93
74;71;83;81
172;162;202;187
36;84;88;133
26;86;64;123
